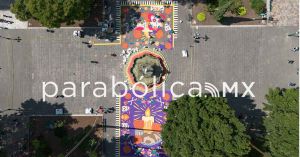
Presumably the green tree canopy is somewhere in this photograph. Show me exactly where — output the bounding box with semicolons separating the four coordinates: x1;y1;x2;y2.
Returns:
162;95;251;157
207;0;242;21
263;88;299;157
11;0;93;28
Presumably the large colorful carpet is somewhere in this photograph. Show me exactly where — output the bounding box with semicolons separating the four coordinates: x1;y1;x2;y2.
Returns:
121;3;175;50
118;90;172;157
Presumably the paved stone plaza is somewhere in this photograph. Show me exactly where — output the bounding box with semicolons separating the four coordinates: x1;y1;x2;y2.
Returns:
0;3;299;156
0;26;298;156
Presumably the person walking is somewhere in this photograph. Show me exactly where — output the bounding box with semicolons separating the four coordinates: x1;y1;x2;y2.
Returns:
288;82;296;87
288;60;295;64
90;61;99;64
291;47;299;52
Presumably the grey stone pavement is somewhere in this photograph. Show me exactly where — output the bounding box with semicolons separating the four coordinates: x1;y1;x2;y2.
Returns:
270;0;299;26
0;4;299;157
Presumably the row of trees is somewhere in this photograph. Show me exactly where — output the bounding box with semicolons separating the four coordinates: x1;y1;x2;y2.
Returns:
162;88;298;157
11;0;93;28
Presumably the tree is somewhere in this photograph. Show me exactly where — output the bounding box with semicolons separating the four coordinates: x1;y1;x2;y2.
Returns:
207;0;242;21
263;88;299;157
161;95;251;157
10;0;31;21
213;1;233;21
10;0;93;28
250;0;266;14
31;137;52;157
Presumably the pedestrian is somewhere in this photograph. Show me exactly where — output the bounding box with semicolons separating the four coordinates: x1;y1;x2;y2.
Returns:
56;95;64;98
87;40;93;48
288;60;294;64
288;82;296;87
291;47;299;52
16;36;21;42
46;29;54;33
90;108;94;114
3;15;12;18
91;61;99;64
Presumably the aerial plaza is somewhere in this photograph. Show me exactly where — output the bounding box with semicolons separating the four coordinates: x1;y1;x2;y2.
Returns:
0;0;299;157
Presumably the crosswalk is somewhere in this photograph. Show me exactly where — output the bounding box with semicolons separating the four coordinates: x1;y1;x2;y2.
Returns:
115;0;121;41
120;0;173;6
173;1;178;38
115;96;120;156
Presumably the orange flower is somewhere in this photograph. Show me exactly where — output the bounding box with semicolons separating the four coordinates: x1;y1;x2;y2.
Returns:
163;93;171;101
125;93;132;100
133;29;143;39
165;42;172;49
156;30;164;39
164;7;172;15
141;12;150;22
121;42;129;49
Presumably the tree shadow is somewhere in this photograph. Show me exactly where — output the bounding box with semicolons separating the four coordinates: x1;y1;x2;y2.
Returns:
177;0;200;7
0;0;14;10
219;16;257;25
20;98;68;115
120;5;141;35
0;98;105;157
81;27;119;42
81;1;141;42
0;99;68;156
224;93;267;156
103;137;116;157
224;93;265;135
79;0;103;27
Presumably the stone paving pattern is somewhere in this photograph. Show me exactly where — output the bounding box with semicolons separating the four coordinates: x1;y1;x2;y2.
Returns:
0;4;299;157
270;0;299;26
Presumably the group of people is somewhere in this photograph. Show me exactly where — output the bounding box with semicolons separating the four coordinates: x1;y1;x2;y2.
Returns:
0;14;13;29
96;106;115;114
287;31;298;87
193;32;209;43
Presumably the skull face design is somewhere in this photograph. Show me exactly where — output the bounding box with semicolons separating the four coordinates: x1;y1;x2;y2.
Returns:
149;14;163;31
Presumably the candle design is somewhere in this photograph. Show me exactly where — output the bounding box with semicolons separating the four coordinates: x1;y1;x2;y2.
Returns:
142;108;154;132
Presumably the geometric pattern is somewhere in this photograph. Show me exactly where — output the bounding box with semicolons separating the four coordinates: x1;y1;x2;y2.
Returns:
117;90;172;157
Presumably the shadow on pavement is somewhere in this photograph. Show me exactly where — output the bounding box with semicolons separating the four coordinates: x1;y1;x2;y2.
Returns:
225;93;266;135
0;98;105;157
220;16;258;25
224;93;267;157
0;0;14;10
